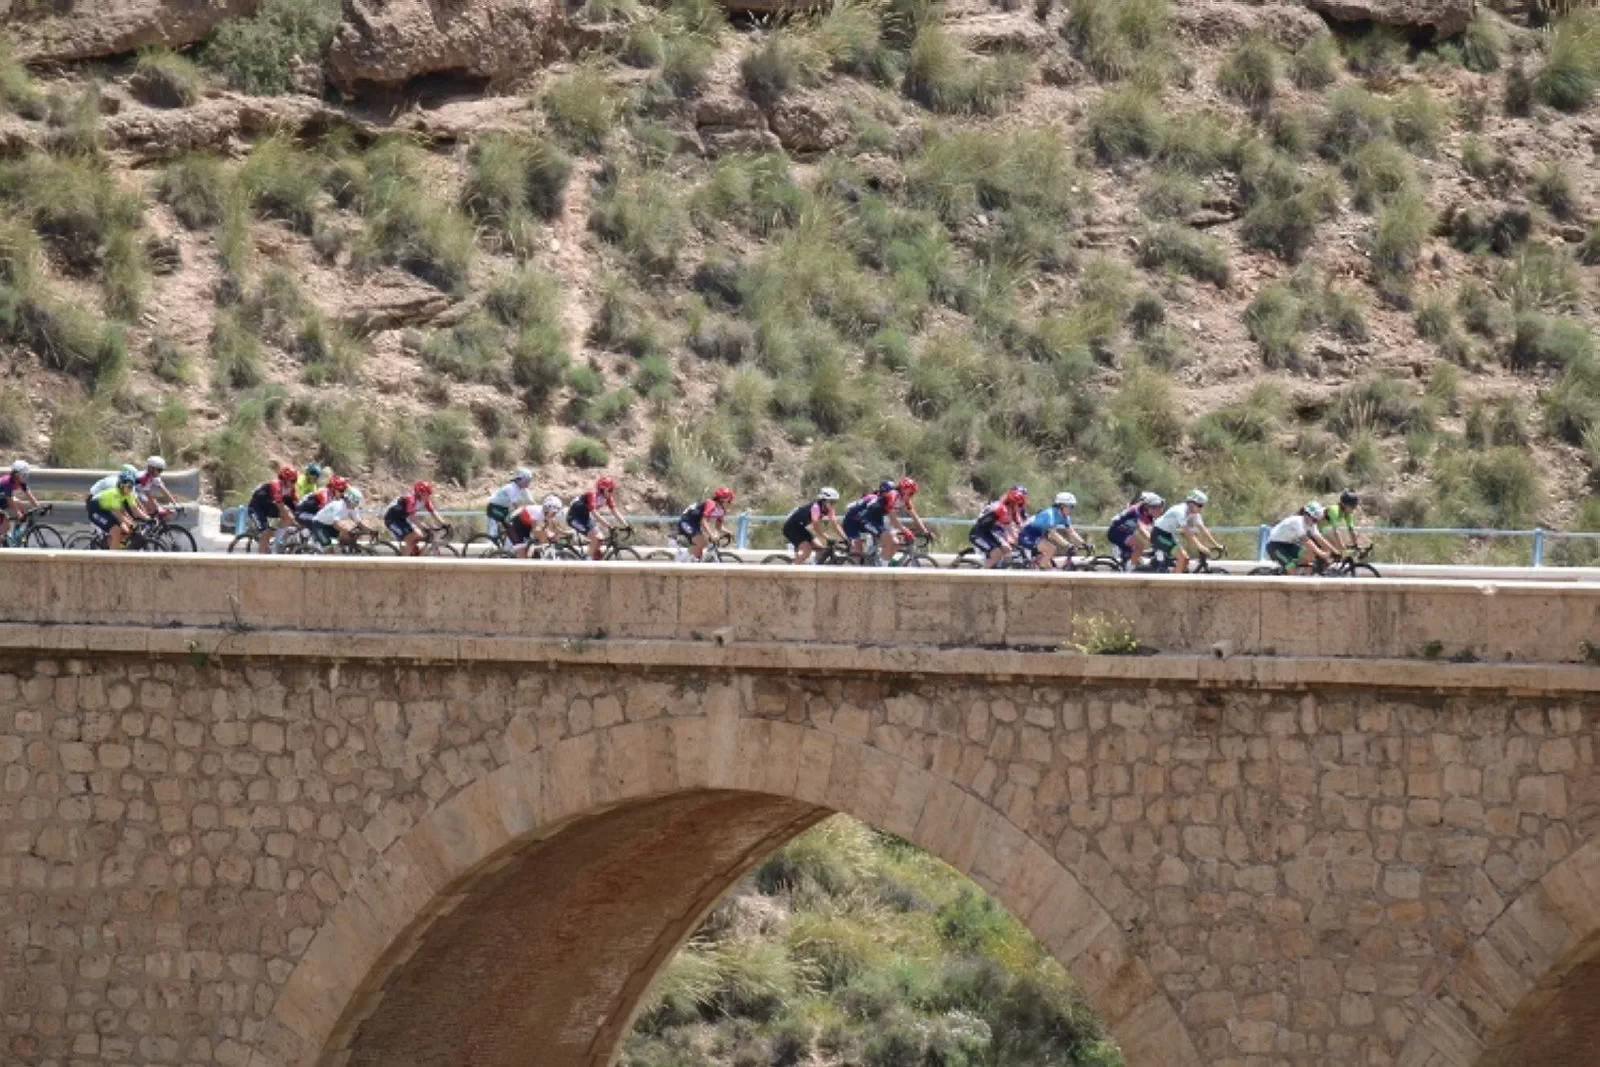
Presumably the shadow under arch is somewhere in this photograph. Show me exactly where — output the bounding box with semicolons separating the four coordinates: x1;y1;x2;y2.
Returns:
1398;837;1600;1067
249;716;1202;1067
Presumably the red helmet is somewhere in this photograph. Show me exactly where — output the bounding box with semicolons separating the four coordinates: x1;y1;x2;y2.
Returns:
713;486;735;504
898;476;917;496
412;480;433;498
596;475;617;492
328;475;350;494
278;466;297;483
1004;485;1028;507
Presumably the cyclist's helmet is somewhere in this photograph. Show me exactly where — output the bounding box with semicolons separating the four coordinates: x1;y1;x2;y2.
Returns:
1054;491;1077;508
1340;489;1360;509
328;475;350;494
898;476;918;496
596;475;617;492
1304;500;1326;521
117;470;136;487
343;487;363;507
9;460;27;475
121;464;139;478
412;480;433;499
713;486;735;504
277;465;297;483
1186;489;1208;506
513;468;533;485
817;486;840;502
878;480;896;495
542;495;563;513
1140;491;1164;509
145;455;166;472
1004;485;1029;507
306;462;323;478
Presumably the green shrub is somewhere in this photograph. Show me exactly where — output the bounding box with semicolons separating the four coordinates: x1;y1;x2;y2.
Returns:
101;227;146;320
812;0;894;79
1140;169;1202;219
543;64;622;151
1240;185;1327;263
47;402;108;468
150;335;196;384
909;129;1079;226
1498;242;1581;311
903;27;1029;114
314;402;367;471
1370;191;1431;292
463;133;573;252
1319;86;1391;160
1344;26;1408;78
239;136;322;234
1414;292;1454;341
158;154;230;230
691;154;805;236
1327;374;1431;436
1345;138;1417;211
1533;161;1579;221
578;0;638;24
1536;11;1600;112
1266;107;1315;157
1461;14;1507;73
203;0;339;95
423;409;480;484
1505;312;1593;371
1580;223;1600;266
622;23;664;68
1457;280;1506;337
45;86;102;157
564;434;611;467
589;169;688;274
0;283;127;391
1290;33;1337;90
1083;86;1164;162
1157;111;1234;175
210;308;266;389
1063;0;1171;82
1244;282;1308;369
0;153;143;274
422;314;507;384
1138;224;1229;285
354;195;476;294
1392;86;1444;154
0;388;30;450
1218;36;1277;109
742;32;821;106
298;315;364;385
663;32;716;96
1506;59;1535;115
0;40;46;120
132;47;204;107
488;266;565;331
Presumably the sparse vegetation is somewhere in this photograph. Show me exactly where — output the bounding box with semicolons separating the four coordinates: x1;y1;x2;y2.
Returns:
202;0;339;95
1536;10;1600;112
132;47;204;107
1218;36;1276;110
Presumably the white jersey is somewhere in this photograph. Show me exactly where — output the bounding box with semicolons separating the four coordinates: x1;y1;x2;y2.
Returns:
489;481;533;510
314;500;361;526
1154;503;1199;536
89;475;118;496
1269;514;1314;544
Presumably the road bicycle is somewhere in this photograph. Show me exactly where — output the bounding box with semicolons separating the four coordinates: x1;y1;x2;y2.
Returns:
1;505;63;549
644;531;743;563
760;538;854;566
1250;543;1380;578
67;515;173;552
145;507;198;553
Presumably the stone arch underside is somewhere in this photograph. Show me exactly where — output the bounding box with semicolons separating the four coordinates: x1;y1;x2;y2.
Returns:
251;714;1202;1067
1398;838;1600;1067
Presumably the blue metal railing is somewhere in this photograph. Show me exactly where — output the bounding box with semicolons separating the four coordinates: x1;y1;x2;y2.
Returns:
218;506;1600;566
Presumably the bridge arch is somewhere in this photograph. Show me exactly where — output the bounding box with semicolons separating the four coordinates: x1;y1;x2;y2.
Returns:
249;705;1201;1067
1399;838;1600;1067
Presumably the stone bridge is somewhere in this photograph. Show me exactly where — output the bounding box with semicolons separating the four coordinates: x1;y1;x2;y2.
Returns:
1;556;1598;1067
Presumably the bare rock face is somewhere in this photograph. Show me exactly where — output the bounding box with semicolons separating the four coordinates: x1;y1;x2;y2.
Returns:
1302;0;1475;36
767;97;849;155
694;92;779;156
5;0;256;62
326;0;560;91
1175;2;1329;49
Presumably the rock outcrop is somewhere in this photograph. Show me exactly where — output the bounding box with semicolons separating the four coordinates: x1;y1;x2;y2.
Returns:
5;0;256;62
1302;0;1475;36
326;0;561;91
1175;2;1330;49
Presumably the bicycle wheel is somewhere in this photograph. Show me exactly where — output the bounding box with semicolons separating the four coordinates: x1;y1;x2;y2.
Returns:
643;549;677;562
463;534;500;558
22;524;64;549
1351;563;1380;578
423;540;460;558
66;532;99;550
761;553;795;565
899;552;937;568
1248;565;1282;576
228;533;260;554
949;551;982;570
159;525;198;553
610;546;642;561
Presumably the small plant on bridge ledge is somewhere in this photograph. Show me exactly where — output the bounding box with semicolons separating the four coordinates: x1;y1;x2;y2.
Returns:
1067;613;1141;655
1581;640;1600;666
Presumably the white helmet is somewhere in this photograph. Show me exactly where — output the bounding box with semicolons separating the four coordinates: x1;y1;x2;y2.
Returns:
9;460;27;475
146;455;167;472
1304;500;1326;521
1186;489;1208;506
513;468;533;484
1054;491;1077;508
343;487;363;507
1140;491;1164;509
543;495;563;513
818;487;840;501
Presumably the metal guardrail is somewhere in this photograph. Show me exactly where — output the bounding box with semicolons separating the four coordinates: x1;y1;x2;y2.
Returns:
29;467;202;503
215;504;1600;568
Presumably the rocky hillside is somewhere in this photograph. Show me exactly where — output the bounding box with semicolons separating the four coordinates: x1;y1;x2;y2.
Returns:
2;0;1600;553
622;815;1119;1067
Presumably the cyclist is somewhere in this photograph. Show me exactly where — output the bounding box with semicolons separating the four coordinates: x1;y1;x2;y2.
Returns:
88;469;148;551
0;460;40;545
87;464;137;501
506;495;567;559
311;486;370;552
486;469;535;541
135;456;180;514
567;475;628;561
782;487;845;564
1153;489;1225;573
843;477;926;565
1018;491;1089;568
247;466;300;555
677;486;735;562
294;463;324;502
1266;500;1336;575
969;485;1029;569
295;475;350;526
1325;489;1366;554
1106;491;1164;570
384;481;447;556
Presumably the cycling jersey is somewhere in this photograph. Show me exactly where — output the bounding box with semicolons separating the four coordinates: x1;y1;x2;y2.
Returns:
843;491;898;539
783;501;834;548
296;487;333;520
969;500;1022;555
1268;514;1316;544
134;470;166;504
248;480;295;528
384;494;423;540
1018;505;1071;548
87;475;117;498
507;504;552;546
294;473;318;500
1325;504;1357;534
566;490;614;534
310;499;359;546
677;499;726;540
488;482;533;511
85;486;136;533
1154;503;1199;536
1106;505;1154;562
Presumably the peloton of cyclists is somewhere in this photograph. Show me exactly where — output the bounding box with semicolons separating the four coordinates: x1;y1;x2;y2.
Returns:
843;477;929;565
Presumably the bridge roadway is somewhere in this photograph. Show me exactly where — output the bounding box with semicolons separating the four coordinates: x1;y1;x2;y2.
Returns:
0;554;1597;1067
